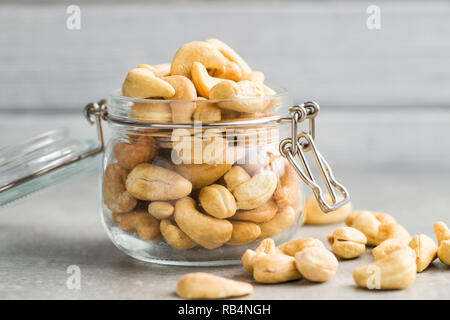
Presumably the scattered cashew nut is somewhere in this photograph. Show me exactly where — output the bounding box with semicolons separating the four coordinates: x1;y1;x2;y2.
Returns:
434;221;450;265
305;195;353;225
408;234;437;272
278;238;325;257
295;246;339;282
327;227;367;259
375;223;412;246
345;210;381;246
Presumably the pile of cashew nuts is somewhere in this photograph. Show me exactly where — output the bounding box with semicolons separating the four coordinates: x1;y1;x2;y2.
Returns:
103;39;305;252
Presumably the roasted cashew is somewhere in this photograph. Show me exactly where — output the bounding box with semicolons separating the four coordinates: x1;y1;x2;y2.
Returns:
205;38;252;77
193;97;222;122
126;163;192;201
122;68;175;98
253;252;302;283
345;210;381;246
408;234;437;272
258;206;297;239
176;273;252;299
160;219;197;250
278;238;325;257
327;227;367;259
199;184;237;219
375;223;411;246
372;239;410;261
227;221;261;246
353;248;416;290
242;71;265;84
305;195;352;225
174;197;233;249
232;199;278;223
175;163;232;189
129;102;172;123
295;246;339;282
241;238;277;273
191;62;225;98
114;209;161;243
148;201;174;220
163;75;197;123
113;136;157;170
232;170;278;210
209;80;268;113
224;166;251;193
273;159;301;209
434;221;450;265
103;163;137;213
373;212;397;225
170;41;241;80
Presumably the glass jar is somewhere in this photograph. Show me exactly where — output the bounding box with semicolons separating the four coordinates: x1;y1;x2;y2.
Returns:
99;88;348;266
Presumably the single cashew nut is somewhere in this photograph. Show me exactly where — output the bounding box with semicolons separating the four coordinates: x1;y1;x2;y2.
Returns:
122;68;175;98
242;71;265;84
375;223;412;246
130;102;173;123
191;62;226;98
175;163;232;189
148;201;174;219
224;166;251;192
232;170;277;210
176;273;252;299
372;239;409;261
327;227;367;259
232;199;278;223
253;252;302;283
126;163;192;201
305;195;353;225
199;184;237;219
193;97;222;122
209;80;268;113
241;238;277;273
162;75;197;123
160;219;197;250
408;234;437;272
278;238;325;257
205;38;252;77
373;212;397;225
138;63;171;77
345;210;381;246
353;248;416;290
113;136;158;170
273;159;301;209
174;197;233;249
103;163;137;213
258;206;297;239
170;41;241;80
434;221;450;265
227;221;261;246
115;209;161;242
295;246;339;282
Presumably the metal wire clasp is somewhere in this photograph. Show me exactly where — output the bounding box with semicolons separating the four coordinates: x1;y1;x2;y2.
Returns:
279;102;350;213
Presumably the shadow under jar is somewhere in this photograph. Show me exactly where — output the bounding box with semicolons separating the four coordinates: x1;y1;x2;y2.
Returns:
101;88;339;266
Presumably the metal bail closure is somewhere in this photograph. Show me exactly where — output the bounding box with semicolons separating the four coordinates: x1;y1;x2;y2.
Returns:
279;102;350;213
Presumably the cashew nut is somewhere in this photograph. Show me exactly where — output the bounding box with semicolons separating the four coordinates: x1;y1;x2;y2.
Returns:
191;62;225;98
126;163;192;201
375;223;411;246
176;273;252;299
160;219;197;250
273;159;301;209
434;221;450;265
103;163;137;213
170;41;241;80
305;195;352;225
278;238;325;257
345;210;381;246
373;212;397;225
353;248;416;290
205;38;252;77
113;136;157;170
162;75;197;123
258;206;297;239
122;68;175;98
294;246;339;282
232;170;278;210
227;221;261;246
408;234;437;272
175;163;232;189
241;238;277;273
174;197;233;249
232;199;278;223
193;97;222;122
242;71;265;84
148;201;174;220
199;184;237;219
139;63;171;77
253;252;302;283
327;227;367;259
224;166;251;192
209;80;268;113
129;102;172;123
114;209;161;243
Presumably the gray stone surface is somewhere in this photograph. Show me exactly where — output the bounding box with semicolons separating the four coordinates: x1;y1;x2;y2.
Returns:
0;165;449;299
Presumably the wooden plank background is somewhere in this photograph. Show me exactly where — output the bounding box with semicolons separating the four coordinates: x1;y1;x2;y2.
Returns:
0;0;449;111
